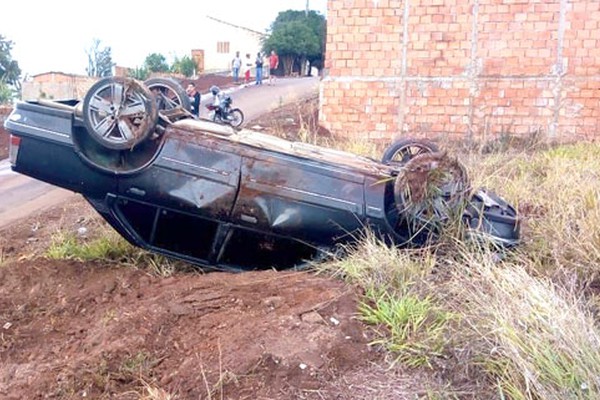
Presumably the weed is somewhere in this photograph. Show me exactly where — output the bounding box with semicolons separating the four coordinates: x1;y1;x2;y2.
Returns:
138;381;176;399
46;229;132;262
101;309;117;326
315;230;436;290
449;248;600;399
194;341;237;400
316;231;452;367
360;289;452;368
119;352;160;381
45;225;195;277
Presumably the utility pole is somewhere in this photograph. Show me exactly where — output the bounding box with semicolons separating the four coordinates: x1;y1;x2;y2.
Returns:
305;0;309;16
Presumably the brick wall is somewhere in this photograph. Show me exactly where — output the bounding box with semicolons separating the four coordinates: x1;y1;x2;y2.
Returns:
22;73;97;101
320;0;600;141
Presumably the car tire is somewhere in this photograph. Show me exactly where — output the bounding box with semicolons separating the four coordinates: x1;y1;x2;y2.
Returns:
82;77;158;150
392;152;469;244
382;138;439;166
144;77;192;112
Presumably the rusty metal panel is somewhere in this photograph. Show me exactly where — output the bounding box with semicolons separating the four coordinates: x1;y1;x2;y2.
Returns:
231;156;365;244
118;138;241;219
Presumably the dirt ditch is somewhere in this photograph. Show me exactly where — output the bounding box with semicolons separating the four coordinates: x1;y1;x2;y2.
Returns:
0;97;439;399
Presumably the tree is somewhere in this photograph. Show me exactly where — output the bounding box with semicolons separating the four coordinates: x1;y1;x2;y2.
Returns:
0;35;21;103
0;82;14;104
128;66;149;81
262;10;326;76
171;55;196;77
144;53;169;74
85;38;114;77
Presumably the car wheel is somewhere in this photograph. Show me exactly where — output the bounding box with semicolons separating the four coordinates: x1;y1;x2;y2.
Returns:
82;77;158;150
145;77;192;112
228;108;244;128
393;152;470;243
382;138;439;166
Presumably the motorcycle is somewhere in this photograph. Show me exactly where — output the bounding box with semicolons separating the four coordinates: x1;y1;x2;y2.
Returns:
206;94;244;128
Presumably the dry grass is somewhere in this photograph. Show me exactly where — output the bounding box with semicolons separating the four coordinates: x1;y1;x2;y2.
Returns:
463;143;600;279
448;248;600;399
316;138;600;397
138;383;176;400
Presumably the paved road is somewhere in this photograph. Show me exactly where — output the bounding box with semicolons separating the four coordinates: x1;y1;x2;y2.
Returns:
199;77;319;122
0;77;320;228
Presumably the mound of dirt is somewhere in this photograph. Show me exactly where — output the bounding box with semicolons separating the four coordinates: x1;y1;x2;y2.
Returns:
0;99;442;399
183;73;239;94
0;195;407;399
0;256;373;399
249;95;332;142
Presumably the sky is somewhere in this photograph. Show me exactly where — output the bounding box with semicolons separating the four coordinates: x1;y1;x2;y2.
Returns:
2;0;327;77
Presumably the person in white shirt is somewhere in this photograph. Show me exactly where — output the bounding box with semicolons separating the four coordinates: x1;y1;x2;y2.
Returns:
231;51;242;84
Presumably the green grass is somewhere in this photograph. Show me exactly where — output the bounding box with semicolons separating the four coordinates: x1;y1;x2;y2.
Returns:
360;289;452;368
45;227;194;277
316;140;600;397
316;232;450;368
46;230;132;262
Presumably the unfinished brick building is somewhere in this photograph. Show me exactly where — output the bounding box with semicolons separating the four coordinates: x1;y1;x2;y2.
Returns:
319;0;600;142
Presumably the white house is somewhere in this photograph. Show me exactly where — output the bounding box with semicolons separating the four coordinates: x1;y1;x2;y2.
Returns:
198;15;266;73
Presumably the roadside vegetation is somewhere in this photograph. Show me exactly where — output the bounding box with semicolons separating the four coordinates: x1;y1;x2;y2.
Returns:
40;97;600;398
46;224;195;278
312;130;600;397
0;35;21;104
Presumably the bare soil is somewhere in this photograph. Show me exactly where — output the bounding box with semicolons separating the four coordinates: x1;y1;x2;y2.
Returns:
0;97;440;399
184;73;239;94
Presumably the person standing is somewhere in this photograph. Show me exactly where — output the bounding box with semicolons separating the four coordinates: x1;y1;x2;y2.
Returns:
268;50;279;85
243;53;252;84
255;52;264;85
186;82;200;117
231;51;242;84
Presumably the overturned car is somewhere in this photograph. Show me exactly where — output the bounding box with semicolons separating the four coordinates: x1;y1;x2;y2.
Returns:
4;77;519;271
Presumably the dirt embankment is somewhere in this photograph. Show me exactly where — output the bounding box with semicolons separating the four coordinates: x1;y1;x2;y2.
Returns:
0;196;394;399
0;96;432;399
0;263;370;399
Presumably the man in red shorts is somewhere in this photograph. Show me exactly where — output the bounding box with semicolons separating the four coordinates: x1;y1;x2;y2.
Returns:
268;50;279;85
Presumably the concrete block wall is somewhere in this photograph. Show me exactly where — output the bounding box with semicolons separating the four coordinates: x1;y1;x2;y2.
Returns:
22;73;97;101
320;0;600;141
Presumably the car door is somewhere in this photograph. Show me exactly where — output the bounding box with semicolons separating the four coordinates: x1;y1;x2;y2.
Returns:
114;135;241;262
230;150;366;246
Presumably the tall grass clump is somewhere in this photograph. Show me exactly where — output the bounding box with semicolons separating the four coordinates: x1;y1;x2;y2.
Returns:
359;288;452;368
317;231;436;292
316;232;452;368
46;229;132;262
46;226;192;277
449;248;600;399
464;142;600;278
